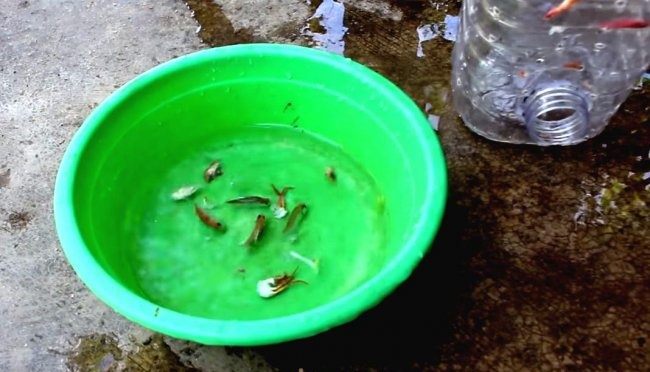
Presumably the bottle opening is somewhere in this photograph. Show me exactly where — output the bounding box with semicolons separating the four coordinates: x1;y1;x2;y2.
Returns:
537;108;575;122
524;84;589;145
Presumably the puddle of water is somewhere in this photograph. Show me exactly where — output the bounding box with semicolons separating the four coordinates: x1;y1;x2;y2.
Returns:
67;334;198;372
424;102;441;130
302;0;347;54
573;83;650;232
575;173;648;234
416;14;459;57
184;0;253;46
416;23;439;57
184;0;460;117
442;14;459;41
67;334;123;372
635;72;650;90
342;1;460;117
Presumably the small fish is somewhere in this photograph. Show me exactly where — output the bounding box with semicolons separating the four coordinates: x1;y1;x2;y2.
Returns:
194;205;225;231
271;184;293;219
600;19;649;30
289;250;320;272
226;196;271;205
272;185;293;208
325;166;336;182
284;203;307;233
544;0;580;19
256;267;307;298
171;185;200;201
203;161;223;183
563;61;584;70
243;214;266;246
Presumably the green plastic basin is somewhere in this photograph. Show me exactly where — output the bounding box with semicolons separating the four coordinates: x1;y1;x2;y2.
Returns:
53;44;447;345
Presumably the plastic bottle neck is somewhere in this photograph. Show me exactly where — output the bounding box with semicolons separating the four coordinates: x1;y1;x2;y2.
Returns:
523;84;590;145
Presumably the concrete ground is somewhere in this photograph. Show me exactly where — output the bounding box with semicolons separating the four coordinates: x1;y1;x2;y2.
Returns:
1;1;649;371
0;1;210;371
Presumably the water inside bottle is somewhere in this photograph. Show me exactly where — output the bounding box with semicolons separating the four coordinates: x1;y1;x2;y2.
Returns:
452;0;650;144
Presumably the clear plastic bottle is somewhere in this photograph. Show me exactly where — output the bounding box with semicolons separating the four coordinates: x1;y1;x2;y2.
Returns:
451;0;650;145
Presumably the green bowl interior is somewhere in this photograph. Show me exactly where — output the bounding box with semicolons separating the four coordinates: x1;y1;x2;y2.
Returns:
55;44;446;345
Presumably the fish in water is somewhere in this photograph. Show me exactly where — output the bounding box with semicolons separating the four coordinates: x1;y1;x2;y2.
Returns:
271;184;293;219
243;214;266;246
256;267;307;298
226;196;271;205
325;166;336;182
171;185;200;201
203;161;223;183
544;0;580;19
600;19;649;29
284;203;307;233
194;205;225;231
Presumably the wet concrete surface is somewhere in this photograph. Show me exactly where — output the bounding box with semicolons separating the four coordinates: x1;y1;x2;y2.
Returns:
1;0;648;371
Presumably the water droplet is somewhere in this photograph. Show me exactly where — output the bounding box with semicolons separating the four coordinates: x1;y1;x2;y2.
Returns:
536;58;545;64
428;114;440;130
487;34;497;42
614;0;627;9
595;42;606;50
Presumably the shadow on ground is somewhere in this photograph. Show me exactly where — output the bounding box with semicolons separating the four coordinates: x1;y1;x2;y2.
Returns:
252;198;481;371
